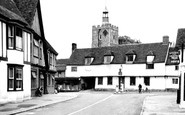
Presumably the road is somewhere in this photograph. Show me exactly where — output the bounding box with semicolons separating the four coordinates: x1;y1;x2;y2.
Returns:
17;91;150;115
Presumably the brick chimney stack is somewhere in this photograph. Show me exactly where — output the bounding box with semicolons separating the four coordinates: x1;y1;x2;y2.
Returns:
163;36;169;44
72;43;77;52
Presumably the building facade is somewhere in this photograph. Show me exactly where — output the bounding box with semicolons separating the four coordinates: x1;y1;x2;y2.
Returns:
0;0;58;103
65;40;179;91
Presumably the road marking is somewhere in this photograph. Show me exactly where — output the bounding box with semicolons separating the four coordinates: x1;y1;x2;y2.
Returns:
68;94;113;115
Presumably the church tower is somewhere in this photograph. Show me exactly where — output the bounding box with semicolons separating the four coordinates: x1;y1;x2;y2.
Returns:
92;7;119;48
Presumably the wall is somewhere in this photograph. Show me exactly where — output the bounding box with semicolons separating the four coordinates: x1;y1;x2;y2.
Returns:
66;63;179;90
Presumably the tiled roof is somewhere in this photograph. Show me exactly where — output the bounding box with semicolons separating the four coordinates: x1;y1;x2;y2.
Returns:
13;0;38;25
56;59;70;71
68;42;169;65
46;40;58;55
57;59;70;65
176;28;185;48
0;0;28;25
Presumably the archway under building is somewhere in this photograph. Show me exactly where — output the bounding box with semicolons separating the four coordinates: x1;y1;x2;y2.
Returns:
81;77;95;90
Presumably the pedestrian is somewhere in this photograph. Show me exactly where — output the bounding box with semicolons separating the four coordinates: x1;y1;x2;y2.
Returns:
114;85;119;94
138;84;142;93
35;86;43;97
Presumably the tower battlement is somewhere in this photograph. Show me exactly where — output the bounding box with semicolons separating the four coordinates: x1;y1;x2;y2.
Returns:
92;24;118;30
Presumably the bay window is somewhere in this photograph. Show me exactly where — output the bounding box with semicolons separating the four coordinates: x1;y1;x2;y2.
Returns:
7;25;23;51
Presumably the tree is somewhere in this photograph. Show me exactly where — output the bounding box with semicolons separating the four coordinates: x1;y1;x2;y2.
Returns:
118;36;141;45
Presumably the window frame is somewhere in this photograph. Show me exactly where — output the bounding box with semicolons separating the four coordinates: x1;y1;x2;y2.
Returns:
144;77;150;86
98;77;103;85
71;66;77;72
33;39;39;57
7;64;24;91
130;77;136;86
126;54;135;63
107;77;112;85
175;65;179;70
104;55;113;64
172;78;178;84
146;63;154;69
7;25;23;51
85;57;93;65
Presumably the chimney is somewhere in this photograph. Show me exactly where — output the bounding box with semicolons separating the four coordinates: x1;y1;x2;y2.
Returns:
163;36;169;44
72;43;77;52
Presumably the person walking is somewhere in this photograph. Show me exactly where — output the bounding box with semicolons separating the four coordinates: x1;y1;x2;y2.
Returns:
138;84;142;93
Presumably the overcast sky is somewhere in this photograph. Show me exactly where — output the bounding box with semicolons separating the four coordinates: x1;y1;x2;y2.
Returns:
40;0;185;59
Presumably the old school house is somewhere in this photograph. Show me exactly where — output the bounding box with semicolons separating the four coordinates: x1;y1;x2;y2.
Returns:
56;8;180;91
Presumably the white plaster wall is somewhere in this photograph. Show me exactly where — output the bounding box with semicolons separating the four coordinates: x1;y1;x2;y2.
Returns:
122;63;166;76
66;63;167;77
165;65;179;76
0;50;31;103
165;77;179;89
7;50;24;64
0;62;8;103
66;63;179;90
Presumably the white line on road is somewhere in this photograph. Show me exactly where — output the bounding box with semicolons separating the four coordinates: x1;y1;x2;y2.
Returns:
67;94;113;115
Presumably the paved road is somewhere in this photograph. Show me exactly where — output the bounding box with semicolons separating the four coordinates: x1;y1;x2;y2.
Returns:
17;92;150;115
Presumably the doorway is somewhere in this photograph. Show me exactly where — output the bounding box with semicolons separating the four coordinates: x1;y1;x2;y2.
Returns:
81;77;95;90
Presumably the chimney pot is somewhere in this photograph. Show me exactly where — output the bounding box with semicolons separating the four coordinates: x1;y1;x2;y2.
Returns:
72;43;77;52
163;36;169;44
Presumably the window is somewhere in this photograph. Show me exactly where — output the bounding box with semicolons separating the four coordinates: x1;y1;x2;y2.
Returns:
15;27;23;50
175;65;179;70
98;77;103;85
146;64;154;69
8;65;23;91
71;67;77;72
126;54;135;63
144;77;150;86
172;78;178;84
130;77;136;86
104;56;113;64
103;30;108;36
31;70;37;89
33;39;39;57
50;54;52;65
107;77;112;85
39;42;43;59
8;26;14;49
85;57;93;65
147;55;154;63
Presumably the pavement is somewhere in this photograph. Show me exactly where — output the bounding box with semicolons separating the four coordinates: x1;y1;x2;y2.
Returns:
141;92;185;115
0;92;79;115
0;91;185;115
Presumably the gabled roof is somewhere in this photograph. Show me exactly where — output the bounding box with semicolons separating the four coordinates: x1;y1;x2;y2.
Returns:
0;0;28;25
176;28;185;48
68;42;169;65
46;40;58;55
57;59;70;65
56;59;70;71
13;0;38;26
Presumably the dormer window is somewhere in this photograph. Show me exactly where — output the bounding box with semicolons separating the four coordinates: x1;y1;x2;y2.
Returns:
147;55;155;63
146;51;155;69
85;57;94;65
104;50;114;64
104;55;113;64
126;50;136;63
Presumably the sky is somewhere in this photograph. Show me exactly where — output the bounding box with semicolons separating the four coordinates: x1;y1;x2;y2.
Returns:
40;0;185;59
